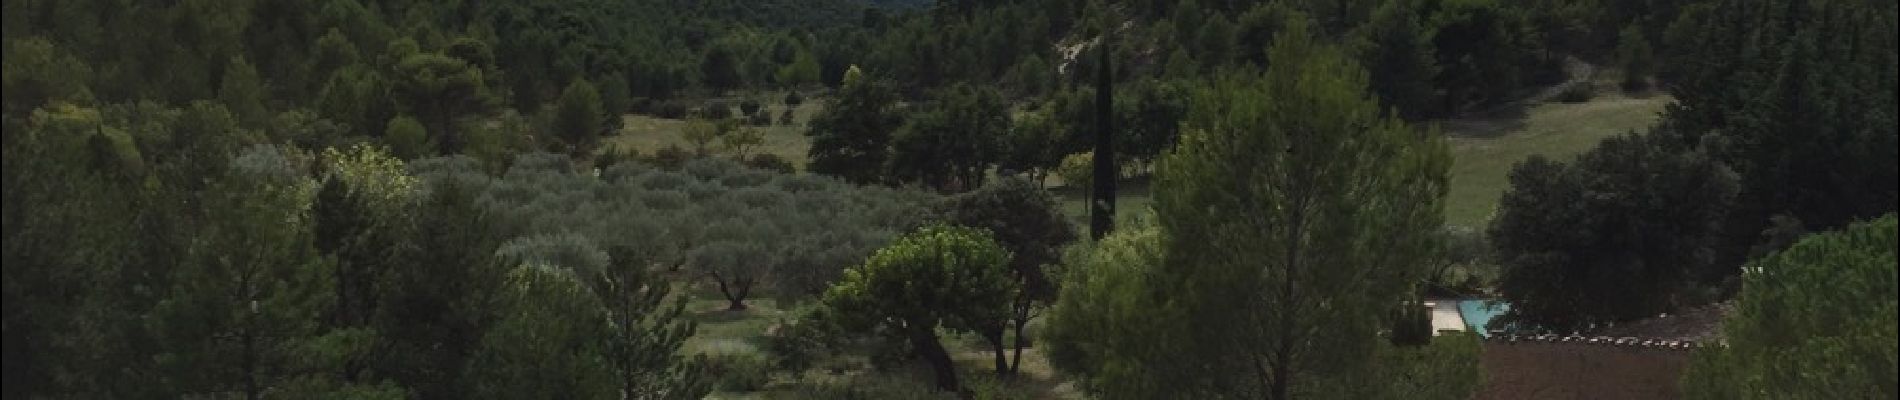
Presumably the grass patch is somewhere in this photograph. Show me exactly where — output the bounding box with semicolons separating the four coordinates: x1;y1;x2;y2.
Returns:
680;281;787;358
1441;92;1672;227
604;90;823;169
1053;178;1154;231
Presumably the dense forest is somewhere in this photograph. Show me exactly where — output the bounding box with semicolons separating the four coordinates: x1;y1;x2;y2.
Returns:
4;0;1894;398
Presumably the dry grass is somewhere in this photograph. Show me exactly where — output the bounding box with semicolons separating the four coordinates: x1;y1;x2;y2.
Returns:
602;91;825;169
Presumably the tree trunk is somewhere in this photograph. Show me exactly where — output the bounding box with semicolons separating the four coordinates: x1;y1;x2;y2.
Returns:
909;328;964;396
1010;317;1029;374
715;276;749;311
244;327;259;400
983;326;1009;375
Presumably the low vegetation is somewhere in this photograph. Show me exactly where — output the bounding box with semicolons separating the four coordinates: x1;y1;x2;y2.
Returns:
5;0;1893;397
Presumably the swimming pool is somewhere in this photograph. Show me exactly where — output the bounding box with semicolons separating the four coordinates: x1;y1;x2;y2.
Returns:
1458;299;1510;337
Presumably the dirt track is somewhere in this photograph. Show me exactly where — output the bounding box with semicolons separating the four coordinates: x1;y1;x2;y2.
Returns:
1476;343;1690;400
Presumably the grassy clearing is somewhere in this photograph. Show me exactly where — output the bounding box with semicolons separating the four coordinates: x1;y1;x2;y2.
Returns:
1053;179;1154;230
603;91;824;169
1441;90;1672;227
1048;90;1673;230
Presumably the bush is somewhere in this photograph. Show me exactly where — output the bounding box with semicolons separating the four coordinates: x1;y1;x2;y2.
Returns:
1388;302;1433;346
745;153;796;173
739;98;763;115
384;115;432;160
765;309;846;376
699;101;733;120
705;352;772;392
1054;152;1093;191
748;108;774;126
1555;82;1596;103
595;146;638;170
653;99;691;119
629;97;656;115
779;108;797;125
646;144;693;170
784;91;804;107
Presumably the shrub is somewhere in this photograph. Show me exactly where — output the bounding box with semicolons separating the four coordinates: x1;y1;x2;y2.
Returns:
765;309;846;376
1388;302;1433;346
705;352;772;392
748;108;773;126
745;153;796;173
629;97;656;115
594;146;638;170
699;100;733;120
646;144;693;170
739;98;763;115
1054;152;1092;191
778;108;797;125
384;115;431;160
1555;82;1595;103
653;99;691;119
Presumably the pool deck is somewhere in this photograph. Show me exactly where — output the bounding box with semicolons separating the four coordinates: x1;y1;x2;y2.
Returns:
1423;299;1468;334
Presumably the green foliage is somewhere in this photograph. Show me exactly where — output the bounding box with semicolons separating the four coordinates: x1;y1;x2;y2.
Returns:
701;45;745;92
681;118;722;156
1116;79;1190;163
1042;221;1170;396
1353;332;1486;400
148;146;336;398
554;78;605;156
1388;303;1434;346
889;83;1010;191
1;38;95;114
721;126;767;158
806;77;903;184
217;56;270;128
466;267;618;400
939;177;1076;301
1490;132;1739;329
824;224;1016;392
706;352;774;392
1427;0;1549;113
383;115;431;160
1352;0;1440;120
1614;23;1654;92
938;176;1077;373
745;153;796;173
1056;22;1454;398
1054;152;1093;191
999;107;1068;185
1657;0;1897;271
390;52;499;154
1681;214;1898;400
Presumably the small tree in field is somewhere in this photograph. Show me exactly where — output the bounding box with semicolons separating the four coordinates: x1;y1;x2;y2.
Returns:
553;78;604;156
823;224;1016;394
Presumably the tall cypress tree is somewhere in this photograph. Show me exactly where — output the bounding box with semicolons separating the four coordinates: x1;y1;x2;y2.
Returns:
1091;31;1117;240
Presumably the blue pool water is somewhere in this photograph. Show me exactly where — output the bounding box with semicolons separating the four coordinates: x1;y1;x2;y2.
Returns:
1458;300;1510;337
